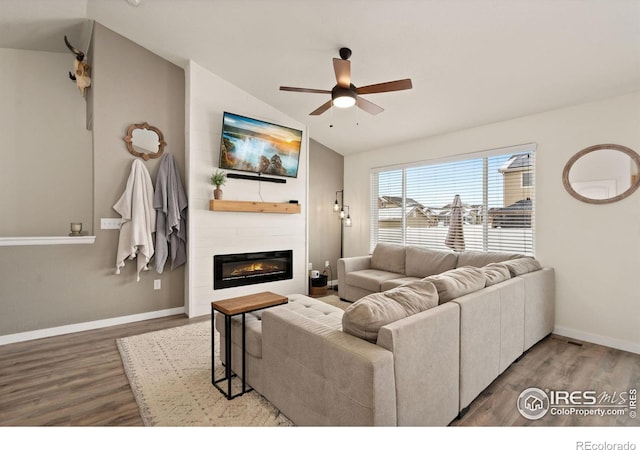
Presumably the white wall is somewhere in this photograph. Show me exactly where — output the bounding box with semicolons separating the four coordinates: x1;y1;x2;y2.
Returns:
344;91;640;354
186;61;308;317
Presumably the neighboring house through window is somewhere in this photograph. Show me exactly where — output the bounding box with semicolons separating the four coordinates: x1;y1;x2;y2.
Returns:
370;144;536;255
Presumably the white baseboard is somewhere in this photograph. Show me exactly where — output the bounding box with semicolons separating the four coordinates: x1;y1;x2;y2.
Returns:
8;308;636;356
0;307;186;346
553;326;640;355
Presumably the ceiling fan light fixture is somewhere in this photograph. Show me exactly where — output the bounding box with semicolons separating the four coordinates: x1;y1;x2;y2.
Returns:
333;95;356;108
280;48;412;116
331;86;357;108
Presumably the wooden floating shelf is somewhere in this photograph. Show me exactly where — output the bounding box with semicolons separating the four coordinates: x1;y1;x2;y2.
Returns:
209;199;301;214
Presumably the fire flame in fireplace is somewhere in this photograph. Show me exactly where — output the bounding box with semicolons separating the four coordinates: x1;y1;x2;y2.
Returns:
230;262;281;276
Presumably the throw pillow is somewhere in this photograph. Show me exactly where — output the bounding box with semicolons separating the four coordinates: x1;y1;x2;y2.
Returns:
370;242;406;274
342;280;439;343
424;266;486;304
501;257;542;277
482;263;512;286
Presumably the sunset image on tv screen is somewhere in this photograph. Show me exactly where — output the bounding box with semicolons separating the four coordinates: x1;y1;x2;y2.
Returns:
219;112;302;178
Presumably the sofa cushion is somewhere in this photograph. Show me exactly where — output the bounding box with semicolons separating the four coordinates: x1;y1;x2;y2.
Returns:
424;266;486;304
456;251;524;268
405;246;458;278
381;276;421;291
342;280;439;343
501;257;542;277
284;294;344;329
371;243;406;274
345;269;405;293
215;294;345;359
482;263;512;286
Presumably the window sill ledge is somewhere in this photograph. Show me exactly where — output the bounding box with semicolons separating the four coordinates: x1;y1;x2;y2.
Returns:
0;236;96;247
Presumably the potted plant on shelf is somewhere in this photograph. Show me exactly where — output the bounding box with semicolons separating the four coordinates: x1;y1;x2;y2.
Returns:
210;170;227;200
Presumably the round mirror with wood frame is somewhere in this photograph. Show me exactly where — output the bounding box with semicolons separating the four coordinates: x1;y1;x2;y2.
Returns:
562;144;640;204
123;122;166;161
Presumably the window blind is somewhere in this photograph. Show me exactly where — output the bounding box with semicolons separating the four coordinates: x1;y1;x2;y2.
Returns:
370;146;535;255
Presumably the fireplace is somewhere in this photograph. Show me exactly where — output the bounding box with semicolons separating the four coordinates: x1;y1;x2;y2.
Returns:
213;250;293;290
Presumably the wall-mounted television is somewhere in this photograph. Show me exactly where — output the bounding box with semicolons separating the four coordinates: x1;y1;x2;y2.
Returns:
219;112;303;178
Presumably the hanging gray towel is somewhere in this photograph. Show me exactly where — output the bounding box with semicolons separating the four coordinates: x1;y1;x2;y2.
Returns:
153;153;188;273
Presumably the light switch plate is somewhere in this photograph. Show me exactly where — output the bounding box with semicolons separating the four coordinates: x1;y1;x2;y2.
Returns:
101;218;121;230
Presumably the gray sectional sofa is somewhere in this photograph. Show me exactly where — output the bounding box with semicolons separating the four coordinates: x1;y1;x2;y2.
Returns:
339;243;522;302
215;243;555;426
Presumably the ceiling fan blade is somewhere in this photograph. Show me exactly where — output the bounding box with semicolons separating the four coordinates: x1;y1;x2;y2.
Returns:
280;86;331;94
310;100;333;116
333;58;351;88
356;78;413;95
357;96;384;115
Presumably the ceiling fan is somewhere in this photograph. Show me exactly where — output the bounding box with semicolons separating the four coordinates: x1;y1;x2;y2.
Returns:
279;47;412;116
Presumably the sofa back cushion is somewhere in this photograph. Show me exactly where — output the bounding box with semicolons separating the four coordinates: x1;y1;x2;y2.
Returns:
501;257;542;277
371;243;406;274
482;263;512;286
405;246;458;278
456;251;524;268
342;280;439;343
424;266;486;304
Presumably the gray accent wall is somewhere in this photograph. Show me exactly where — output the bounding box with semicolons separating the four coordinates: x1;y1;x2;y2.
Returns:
0;23;185;337
0;48;92;237
308;138;343;286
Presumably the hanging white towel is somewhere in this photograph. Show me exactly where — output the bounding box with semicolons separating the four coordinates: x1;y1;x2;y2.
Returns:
153;153;188;273
113;159;156;281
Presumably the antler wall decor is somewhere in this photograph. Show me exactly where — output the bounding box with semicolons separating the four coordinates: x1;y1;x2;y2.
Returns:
64;35;91;97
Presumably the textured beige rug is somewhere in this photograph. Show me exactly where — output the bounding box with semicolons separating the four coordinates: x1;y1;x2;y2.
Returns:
117;320;291;426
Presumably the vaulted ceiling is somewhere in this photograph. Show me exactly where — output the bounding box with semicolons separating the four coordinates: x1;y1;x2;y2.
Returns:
2;0;640;155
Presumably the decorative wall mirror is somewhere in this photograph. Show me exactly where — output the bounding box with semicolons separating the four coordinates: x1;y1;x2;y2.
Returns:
562;144;640;204
123;122;166;160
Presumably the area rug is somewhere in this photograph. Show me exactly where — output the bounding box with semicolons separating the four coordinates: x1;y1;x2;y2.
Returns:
117;320;292;426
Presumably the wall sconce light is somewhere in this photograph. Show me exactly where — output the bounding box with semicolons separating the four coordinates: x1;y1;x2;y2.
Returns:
333;190;343;213
332;190;353;257
344;206;352;227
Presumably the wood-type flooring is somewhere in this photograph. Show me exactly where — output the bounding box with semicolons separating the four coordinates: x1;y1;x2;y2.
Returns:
1;315;638;427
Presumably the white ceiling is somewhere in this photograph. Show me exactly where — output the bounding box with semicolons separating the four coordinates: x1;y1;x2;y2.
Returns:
2;0;640;155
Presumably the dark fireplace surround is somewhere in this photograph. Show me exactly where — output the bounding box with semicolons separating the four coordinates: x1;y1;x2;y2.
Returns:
213;250;293;290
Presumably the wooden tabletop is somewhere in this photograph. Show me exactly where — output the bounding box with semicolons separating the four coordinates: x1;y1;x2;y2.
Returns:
211;291;288;315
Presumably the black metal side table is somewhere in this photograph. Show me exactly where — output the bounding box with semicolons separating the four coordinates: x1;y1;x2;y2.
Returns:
211;291;288;399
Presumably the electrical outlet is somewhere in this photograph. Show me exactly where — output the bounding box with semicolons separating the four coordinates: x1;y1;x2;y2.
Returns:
325;261;330;268
101;218;122;230
154;279;161;290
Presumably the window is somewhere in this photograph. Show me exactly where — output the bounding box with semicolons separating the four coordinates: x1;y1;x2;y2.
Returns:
370;145;535;255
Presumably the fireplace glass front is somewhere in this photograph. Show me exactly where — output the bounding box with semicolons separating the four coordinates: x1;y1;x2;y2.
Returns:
213;250;293;290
